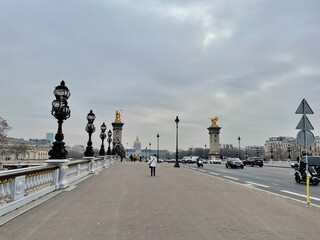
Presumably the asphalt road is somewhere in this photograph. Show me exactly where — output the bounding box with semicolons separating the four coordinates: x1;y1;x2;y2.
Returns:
185;163;320;207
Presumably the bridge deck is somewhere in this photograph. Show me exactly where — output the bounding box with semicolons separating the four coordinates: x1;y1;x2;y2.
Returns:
0;162;319;240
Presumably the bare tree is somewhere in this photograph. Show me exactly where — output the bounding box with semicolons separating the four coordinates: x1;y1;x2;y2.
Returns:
0;116;12;140
12;144;28;160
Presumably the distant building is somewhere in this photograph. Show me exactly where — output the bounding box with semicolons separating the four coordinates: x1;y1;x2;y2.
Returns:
133;137;142;157
264;136;298;161
0;137;50;161
46;133;54;144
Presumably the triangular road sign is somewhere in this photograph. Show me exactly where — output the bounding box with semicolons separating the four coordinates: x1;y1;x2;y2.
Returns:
296;115;314;130
295;98;314;114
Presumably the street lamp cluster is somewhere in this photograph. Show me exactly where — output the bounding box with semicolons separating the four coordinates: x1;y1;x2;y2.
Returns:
49;81;120;159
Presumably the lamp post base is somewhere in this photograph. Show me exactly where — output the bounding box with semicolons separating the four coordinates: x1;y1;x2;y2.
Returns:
174;162;180;168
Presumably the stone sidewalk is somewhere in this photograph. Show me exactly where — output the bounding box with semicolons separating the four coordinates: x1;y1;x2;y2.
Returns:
0;162;320;240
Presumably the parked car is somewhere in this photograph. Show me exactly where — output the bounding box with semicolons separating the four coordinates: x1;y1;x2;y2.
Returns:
209;158;222;164
243;157;263;167
226;158;244;169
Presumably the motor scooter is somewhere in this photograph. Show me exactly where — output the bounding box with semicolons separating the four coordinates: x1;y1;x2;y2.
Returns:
197;159;203;168
292;164;319;186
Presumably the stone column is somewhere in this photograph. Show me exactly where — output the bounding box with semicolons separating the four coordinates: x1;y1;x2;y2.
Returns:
207;126;222;160
45;159;70;189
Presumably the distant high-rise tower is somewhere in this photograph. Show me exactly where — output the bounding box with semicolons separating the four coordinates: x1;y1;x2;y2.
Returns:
46;133;54;144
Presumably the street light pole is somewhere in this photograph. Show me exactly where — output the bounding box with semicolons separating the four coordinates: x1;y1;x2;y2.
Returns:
157;133;159;163
149;142;151;160
238;136;241;159
84;110;96;157
270;145;274;163
48;80;71;159
106;130;112;155
99;122;107;156
174;116;180;168
287;144;292;161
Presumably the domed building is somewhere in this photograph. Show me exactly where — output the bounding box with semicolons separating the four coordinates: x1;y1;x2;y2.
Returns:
133;137;142;157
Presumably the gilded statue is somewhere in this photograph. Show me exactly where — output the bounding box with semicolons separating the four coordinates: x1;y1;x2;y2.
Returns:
115;110;122;123
210;116;219;127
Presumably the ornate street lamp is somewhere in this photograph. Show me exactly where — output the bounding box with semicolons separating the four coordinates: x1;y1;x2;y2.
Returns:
84;110;96;157
49;80;71;159
157;133;160;163
149;142;151;160
270;145;274;163
238;136;241;160
99;122;107;156
287;144;292;160
106;130;112;155
174;116;180;168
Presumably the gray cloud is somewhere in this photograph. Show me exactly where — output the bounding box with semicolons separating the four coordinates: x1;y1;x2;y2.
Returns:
1;0;320;151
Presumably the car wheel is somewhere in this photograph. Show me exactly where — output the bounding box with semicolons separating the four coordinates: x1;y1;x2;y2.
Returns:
226;164;228;168
312;178;319;186
251;163;254;167
295;175;301;183
241;166;244;169
259;165;263;167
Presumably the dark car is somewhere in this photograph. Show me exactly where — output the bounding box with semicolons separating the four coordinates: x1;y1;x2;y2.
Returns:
226;158;244;169
243;157;264;167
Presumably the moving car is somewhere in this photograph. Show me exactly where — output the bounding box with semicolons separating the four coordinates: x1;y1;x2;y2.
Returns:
243;157;264;167
226;158;244;169
181;156;193;164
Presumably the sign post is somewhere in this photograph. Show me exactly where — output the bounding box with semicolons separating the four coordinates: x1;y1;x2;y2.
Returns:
295;98;314;207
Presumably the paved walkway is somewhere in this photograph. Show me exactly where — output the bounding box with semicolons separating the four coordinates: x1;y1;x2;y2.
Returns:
1;162;320;240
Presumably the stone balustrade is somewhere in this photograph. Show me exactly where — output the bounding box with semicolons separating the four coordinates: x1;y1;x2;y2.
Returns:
0;155;118;216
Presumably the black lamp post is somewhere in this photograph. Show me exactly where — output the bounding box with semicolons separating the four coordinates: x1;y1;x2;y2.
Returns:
287;144;292;160
245;148;248;160
238;136;241;160
99;122;107;156
49;80;71;159
84;110;96;157
106;130;112;155
270;145;274;163
205;144;207;159
256;148;260;157
174;116;180;168
149;142;151;160
157;133;160;163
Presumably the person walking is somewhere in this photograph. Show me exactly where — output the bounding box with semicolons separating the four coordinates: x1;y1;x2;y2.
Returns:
148;154;157;176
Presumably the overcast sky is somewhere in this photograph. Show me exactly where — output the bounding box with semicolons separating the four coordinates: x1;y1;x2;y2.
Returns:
1;0;320;152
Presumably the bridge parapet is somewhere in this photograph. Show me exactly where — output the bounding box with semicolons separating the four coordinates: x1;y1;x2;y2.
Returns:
0;155;119;217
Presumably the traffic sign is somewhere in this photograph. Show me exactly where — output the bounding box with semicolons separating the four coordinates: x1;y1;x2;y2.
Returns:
295;98;314;114
296;115;314;130
297;130;315;148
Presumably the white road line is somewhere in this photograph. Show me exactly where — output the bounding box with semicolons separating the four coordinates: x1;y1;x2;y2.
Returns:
223;176;239;181
280;190;320;201
209;172;220;176
245;181;270;188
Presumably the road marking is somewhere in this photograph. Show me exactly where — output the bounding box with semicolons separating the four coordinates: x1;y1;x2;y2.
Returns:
209;172;220;176
198;169;207;173
223;176;239;181
245;181;270;188
280;190;320;201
